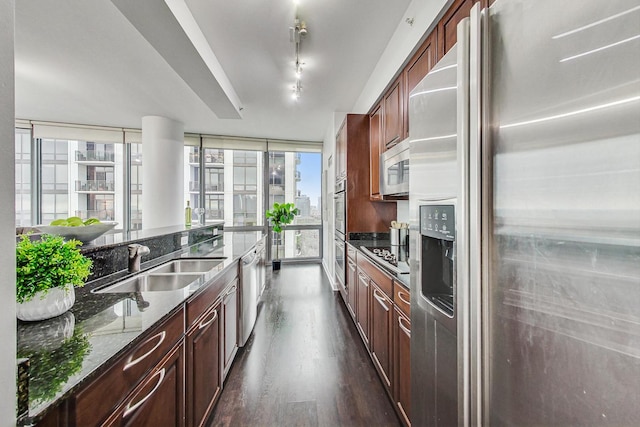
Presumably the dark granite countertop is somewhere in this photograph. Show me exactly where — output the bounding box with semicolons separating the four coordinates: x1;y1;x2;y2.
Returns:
17;230;264;425
346;237;411;289
80;221;225;253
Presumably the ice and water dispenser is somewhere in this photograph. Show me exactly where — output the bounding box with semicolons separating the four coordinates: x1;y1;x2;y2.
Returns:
419;204;455;317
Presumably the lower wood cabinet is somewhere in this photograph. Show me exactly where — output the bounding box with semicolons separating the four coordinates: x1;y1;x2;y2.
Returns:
186;301;221;427
103;342;185;426
222;279;239;380
394;307;411;426
356;271;370;346
40;260;247;427
73;307;185;426
342;250;412;427
370;282;393;389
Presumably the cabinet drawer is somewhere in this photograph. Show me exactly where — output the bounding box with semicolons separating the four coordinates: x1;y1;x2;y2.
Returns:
187;264;237;327
74;307;184;426
347;243;357;261
357;254;393;297
394;282;411;318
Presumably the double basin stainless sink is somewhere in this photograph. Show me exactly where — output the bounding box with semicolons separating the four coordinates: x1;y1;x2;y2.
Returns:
94;259;225;294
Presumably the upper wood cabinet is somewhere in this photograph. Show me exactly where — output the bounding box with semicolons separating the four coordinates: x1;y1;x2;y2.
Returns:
383;76;404;149
404;32;437;139
340;114;396;234
369;103;383;201
438;0;487;59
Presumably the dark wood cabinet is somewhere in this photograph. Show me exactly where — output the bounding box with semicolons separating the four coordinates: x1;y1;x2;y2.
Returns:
104;343;185;427
186;301;221;427
404;32;437;138
383;77;404;148
369;103;383;201
394;306;411;426
356;271;370;347
437;0;487;59
339;114;396;234
370;282;393;390
222;279;239;380
73;307;185;426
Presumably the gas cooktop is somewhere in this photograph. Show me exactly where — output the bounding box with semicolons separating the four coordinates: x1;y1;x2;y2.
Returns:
360;246;410;274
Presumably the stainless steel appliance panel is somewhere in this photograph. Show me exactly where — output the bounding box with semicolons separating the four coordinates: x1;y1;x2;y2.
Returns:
239;249;259;347
408;46;459;207
334;191;346;239
485;0;640;424
381;137;410;196
410;37;469;426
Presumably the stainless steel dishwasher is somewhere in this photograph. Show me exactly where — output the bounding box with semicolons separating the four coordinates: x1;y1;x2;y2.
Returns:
239;248;259;347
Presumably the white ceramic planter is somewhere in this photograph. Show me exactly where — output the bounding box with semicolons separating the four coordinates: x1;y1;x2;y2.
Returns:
17;285;76;322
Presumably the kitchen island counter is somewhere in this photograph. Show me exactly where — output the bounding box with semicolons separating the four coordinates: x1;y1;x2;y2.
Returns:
17;230;264;425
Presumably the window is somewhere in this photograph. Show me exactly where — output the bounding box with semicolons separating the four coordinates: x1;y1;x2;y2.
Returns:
267;150;322;260
38;137;124;225
130;143;143;230
16;126;323;261
15;129;31;226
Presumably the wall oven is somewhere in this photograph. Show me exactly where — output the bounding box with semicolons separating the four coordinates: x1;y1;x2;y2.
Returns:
334;189;346;239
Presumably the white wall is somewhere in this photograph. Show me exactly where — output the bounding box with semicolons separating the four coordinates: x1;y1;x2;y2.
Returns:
0;0;17;424
352;0;451;113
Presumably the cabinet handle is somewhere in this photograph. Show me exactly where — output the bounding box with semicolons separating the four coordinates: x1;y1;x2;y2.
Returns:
226;284;237;296
398;316;411;337
198;309;218;330
373;289;389;311
122;368;166;418
397;291;410;306
123;331;166;371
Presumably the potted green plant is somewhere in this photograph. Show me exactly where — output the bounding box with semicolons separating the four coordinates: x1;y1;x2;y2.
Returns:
16;234;92;321
265;202;300;271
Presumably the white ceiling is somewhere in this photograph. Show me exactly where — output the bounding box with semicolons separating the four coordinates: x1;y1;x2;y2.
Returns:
15;0;412;141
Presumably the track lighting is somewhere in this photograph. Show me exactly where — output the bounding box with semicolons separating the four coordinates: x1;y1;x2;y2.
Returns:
289;16;308;100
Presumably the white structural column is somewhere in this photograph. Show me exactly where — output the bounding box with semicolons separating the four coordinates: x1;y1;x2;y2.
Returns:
142;116;184;229
0;0;16;423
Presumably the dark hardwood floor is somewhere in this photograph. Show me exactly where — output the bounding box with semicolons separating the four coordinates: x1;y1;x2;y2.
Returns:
208;264;401;427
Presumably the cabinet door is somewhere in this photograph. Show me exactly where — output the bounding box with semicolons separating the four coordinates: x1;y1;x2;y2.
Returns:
346;258;357;319
222;280;239;379
438;0;474;58
105;343;184;427
394;308;411;426
186;302;221;427
383;77;404;148
370;283;393;390
356;271;370;346
404;32;437;138
369;103;383;200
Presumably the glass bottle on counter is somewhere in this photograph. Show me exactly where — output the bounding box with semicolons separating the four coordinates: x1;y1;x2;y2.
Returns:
185;200;192;227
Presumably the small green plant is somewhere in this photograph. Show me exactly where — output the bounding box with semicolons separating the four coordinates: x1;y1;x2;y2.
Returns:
265;202;300;261
16;234;92;304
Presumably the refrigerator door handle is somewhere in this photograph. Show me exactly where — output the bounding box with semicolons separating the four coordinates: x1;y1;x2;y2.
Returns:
456;11;472;427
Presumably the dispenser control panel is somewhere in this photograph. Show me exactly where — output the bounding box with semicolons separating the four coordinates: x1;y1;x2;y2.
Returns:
420;204;455;241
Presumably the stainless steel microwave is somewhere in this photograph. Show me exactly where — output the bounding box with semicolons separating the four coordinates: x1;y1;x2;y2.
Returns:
380;137;410;196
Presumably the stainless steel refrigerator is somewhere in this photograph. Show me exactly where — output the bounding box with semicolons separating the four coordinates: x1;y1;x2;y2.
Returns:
409;0;640;425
